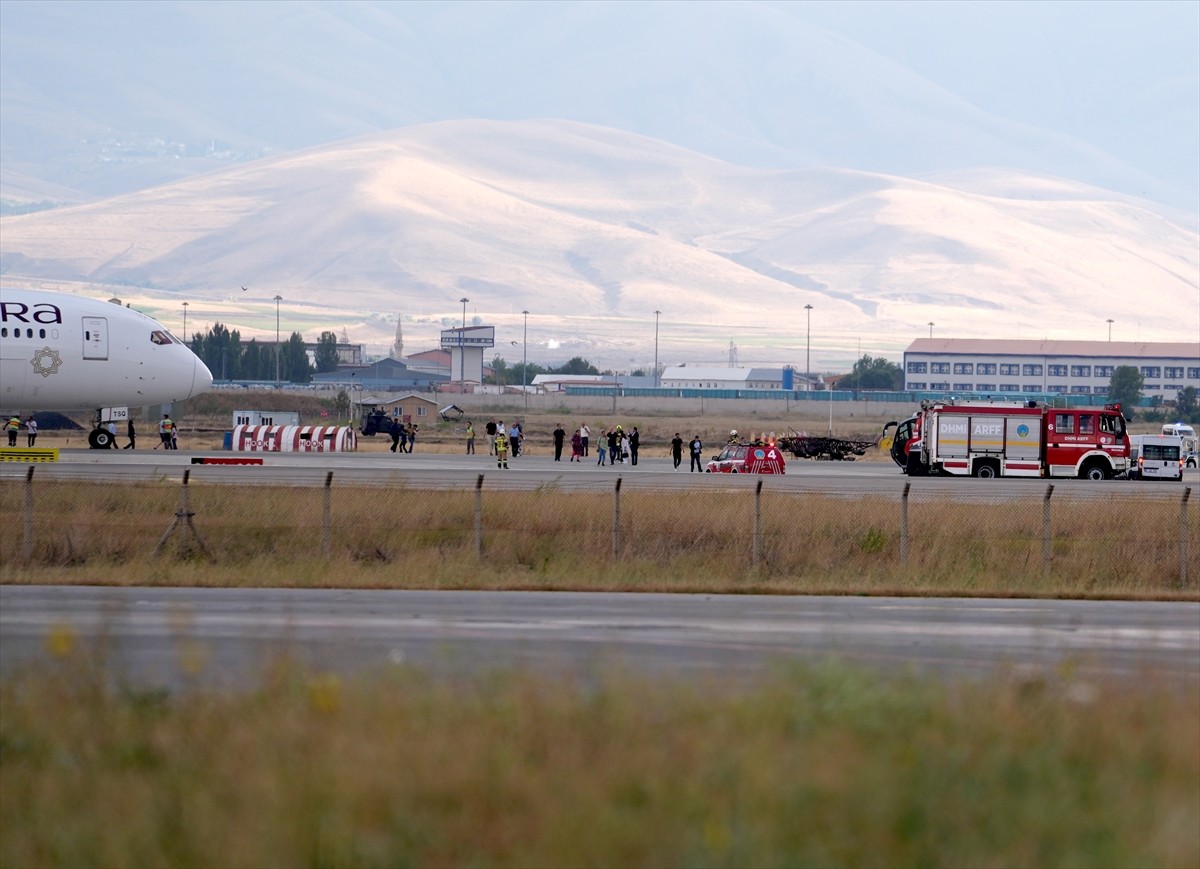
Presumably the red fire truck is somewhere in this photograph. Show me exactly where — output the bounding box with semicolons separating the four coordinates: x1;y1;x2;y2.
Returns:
883;399;1130;480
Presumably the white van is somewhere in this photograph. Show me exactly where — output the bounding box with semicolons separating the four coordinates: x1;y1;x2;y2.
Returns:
1161;422;1196;438
1129;434;1183;481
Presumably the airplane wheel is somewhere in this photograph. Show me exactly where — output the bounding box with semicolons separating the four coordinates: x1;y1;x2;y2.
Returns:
89;429;113;449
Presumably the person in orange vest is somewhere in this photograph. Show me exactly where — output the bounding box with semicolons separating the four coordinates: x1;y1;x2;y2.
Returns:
5;415;21;447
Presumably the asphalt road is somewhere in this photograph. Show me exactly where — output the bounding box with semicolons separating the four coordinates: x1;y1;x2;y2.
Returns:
2;586;1197;691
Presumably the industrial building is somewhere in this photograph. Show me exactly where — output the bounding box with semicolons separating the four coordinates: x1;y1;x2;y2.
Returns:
902;339;1200;401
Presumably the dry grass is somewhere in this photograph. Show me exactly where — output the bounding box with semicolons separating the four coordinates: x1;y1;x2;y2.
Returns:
2;656;1196;868
2;479;1197;598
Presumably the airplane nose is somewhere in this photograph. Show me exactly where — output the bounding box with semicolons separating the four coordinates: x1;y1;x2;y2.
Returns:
191;355;214;398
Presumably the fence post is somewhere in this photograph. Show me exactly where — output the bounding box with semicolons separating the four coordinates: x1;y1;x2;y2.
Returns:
1181;487;1192;586
23;466;34;561
752;480;763;568
612;477;622;560
474;474;484;559
900;482;910;568
322;471;333;558
155;469;208;557
1042;484;1054;576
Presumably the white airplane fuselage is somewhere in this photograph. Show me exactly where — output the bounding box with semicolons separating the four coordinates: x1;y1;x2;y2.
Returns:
0;288;213;413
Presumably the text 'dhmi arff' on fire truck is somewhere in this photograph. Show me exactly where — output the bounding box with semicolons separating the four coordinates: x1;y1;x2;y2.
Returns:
882;399;1129;480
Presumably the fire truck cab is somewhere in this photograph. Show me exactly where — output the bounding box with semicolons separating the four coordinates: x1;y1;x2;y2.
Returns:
884;399;1129;480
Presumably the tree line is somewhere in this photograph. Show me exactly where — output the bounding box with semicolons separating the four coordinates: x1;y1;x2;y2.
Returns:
189;325;342;383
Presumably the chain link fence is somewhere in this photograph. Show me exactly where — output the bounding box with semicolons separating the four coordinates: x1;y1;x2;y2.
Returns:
2;469;1196;592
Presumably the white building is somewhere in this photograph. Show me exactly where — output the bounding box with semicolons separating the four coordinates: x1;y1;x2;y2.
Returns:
530;373;621;392
903;339;1200;400
659;366;815;390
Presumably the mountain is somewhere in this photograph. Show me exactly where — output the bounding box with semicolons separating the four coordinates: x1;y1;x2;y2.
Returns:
1;1;1194;211
2;121;1195;369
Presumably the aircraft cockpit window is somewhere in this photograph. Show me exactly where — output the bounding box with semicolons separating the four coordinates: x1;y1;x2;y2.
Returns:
150;330;175;346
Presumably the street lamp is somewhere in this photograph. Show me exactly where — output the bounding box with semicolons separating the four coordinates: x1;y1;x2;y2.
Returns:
653;310;661;388
181;301;189;343
522;310;529;413
928;321;934;339
1106;318;1114;341
273;294;282;384
459;297;468;386
804;304;813;392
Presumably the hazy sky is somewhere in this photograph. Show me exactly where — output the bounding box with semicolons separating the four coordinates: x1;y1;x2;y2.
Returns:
778;0;1199;209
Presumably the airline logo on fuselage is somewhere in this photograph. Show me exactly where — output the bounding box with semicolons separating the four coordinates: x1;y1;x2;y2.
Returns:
1;301;64;325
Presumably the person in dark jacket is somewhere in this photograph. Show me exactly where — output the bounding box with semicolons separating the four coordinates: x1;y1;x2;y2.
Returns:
389;418;403;453
629;426;640;465
553;423;566;461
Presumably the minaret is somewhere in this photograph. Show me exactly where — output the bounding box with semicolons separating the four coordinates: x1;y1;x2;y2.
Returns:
392;315;404;360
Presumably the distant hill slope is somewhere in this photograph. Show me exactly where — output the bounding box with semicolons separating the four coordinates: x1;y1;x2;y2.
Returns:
1;120;1196;367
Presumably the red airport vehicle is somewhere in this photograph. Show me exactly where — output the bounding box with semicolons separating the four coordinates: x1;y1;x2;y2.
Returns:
882;399;1129;480
706;440;787;474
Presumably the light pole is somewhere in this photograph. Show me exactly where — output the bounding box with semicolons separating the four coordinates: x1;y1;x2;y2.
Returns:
928;321;934;339
273;295;282;384
1106;318;1114;341
653;310;661;388
459;297;468;386
181;301;189;343
804;304;813;392
522;310;529;413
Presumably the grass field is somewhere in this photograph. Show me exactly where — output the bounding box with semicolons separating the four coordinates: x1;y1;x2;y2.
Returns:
2;655;1197;868
2;478;1197;598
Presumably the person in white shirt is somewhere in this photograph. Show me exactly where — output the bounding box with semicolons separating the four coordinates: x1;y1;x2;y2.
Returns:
580;423;590;456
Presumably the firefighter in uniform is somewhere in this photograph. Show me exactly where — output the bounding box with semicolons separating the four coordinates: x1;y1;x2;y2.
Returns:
495;430;510;469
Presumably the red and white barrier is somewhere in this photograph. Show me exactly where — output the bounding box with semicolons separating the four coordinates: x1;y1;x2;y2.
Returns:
232;425;358;453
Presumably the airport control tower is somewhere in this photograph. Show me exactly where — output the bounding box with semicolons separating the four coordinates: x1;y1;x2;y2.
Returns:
440;325;495;384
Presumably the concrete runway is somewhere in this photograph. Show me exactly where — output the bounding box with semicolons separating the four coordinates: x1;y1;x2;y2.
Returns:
3;446;1195;500
2;586;1197;691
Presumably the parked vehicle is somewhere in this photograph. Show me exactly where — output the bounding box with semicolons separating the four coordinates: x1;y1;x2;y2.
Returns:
1128;434;1183;481
883;399;1130;480
706;442;787;474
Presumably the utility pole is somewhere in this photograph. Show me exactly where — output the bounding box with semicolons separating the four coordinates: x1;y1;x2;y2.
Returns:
804;304;813;392
459;297;469;386
181;301;189;343
1106;318;1114;341
522;309;529;413
654;310;661;388
273;295;282;384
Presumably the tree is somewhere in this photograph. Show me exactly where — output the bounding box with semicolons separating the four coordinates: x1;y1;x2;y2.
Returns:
283;331;313;383
555;356;599;376
840;355;904;390
1175;386;1198;421
488;355;510;387
315;330;340;373
1108;365;1143;414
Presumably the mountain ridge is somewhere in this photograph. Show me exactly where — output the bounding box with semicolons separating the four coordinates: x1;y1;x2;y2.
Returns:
1;120;1195;369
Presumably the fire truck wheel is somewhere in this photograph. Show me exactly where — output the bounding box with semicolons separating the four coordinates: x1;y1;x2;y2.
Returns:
973;462;999;479
1080;462;1110;481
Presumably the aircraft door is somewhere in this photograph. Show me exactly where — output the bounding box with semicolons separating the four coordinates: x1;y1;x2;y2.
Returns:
82;317;108;360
